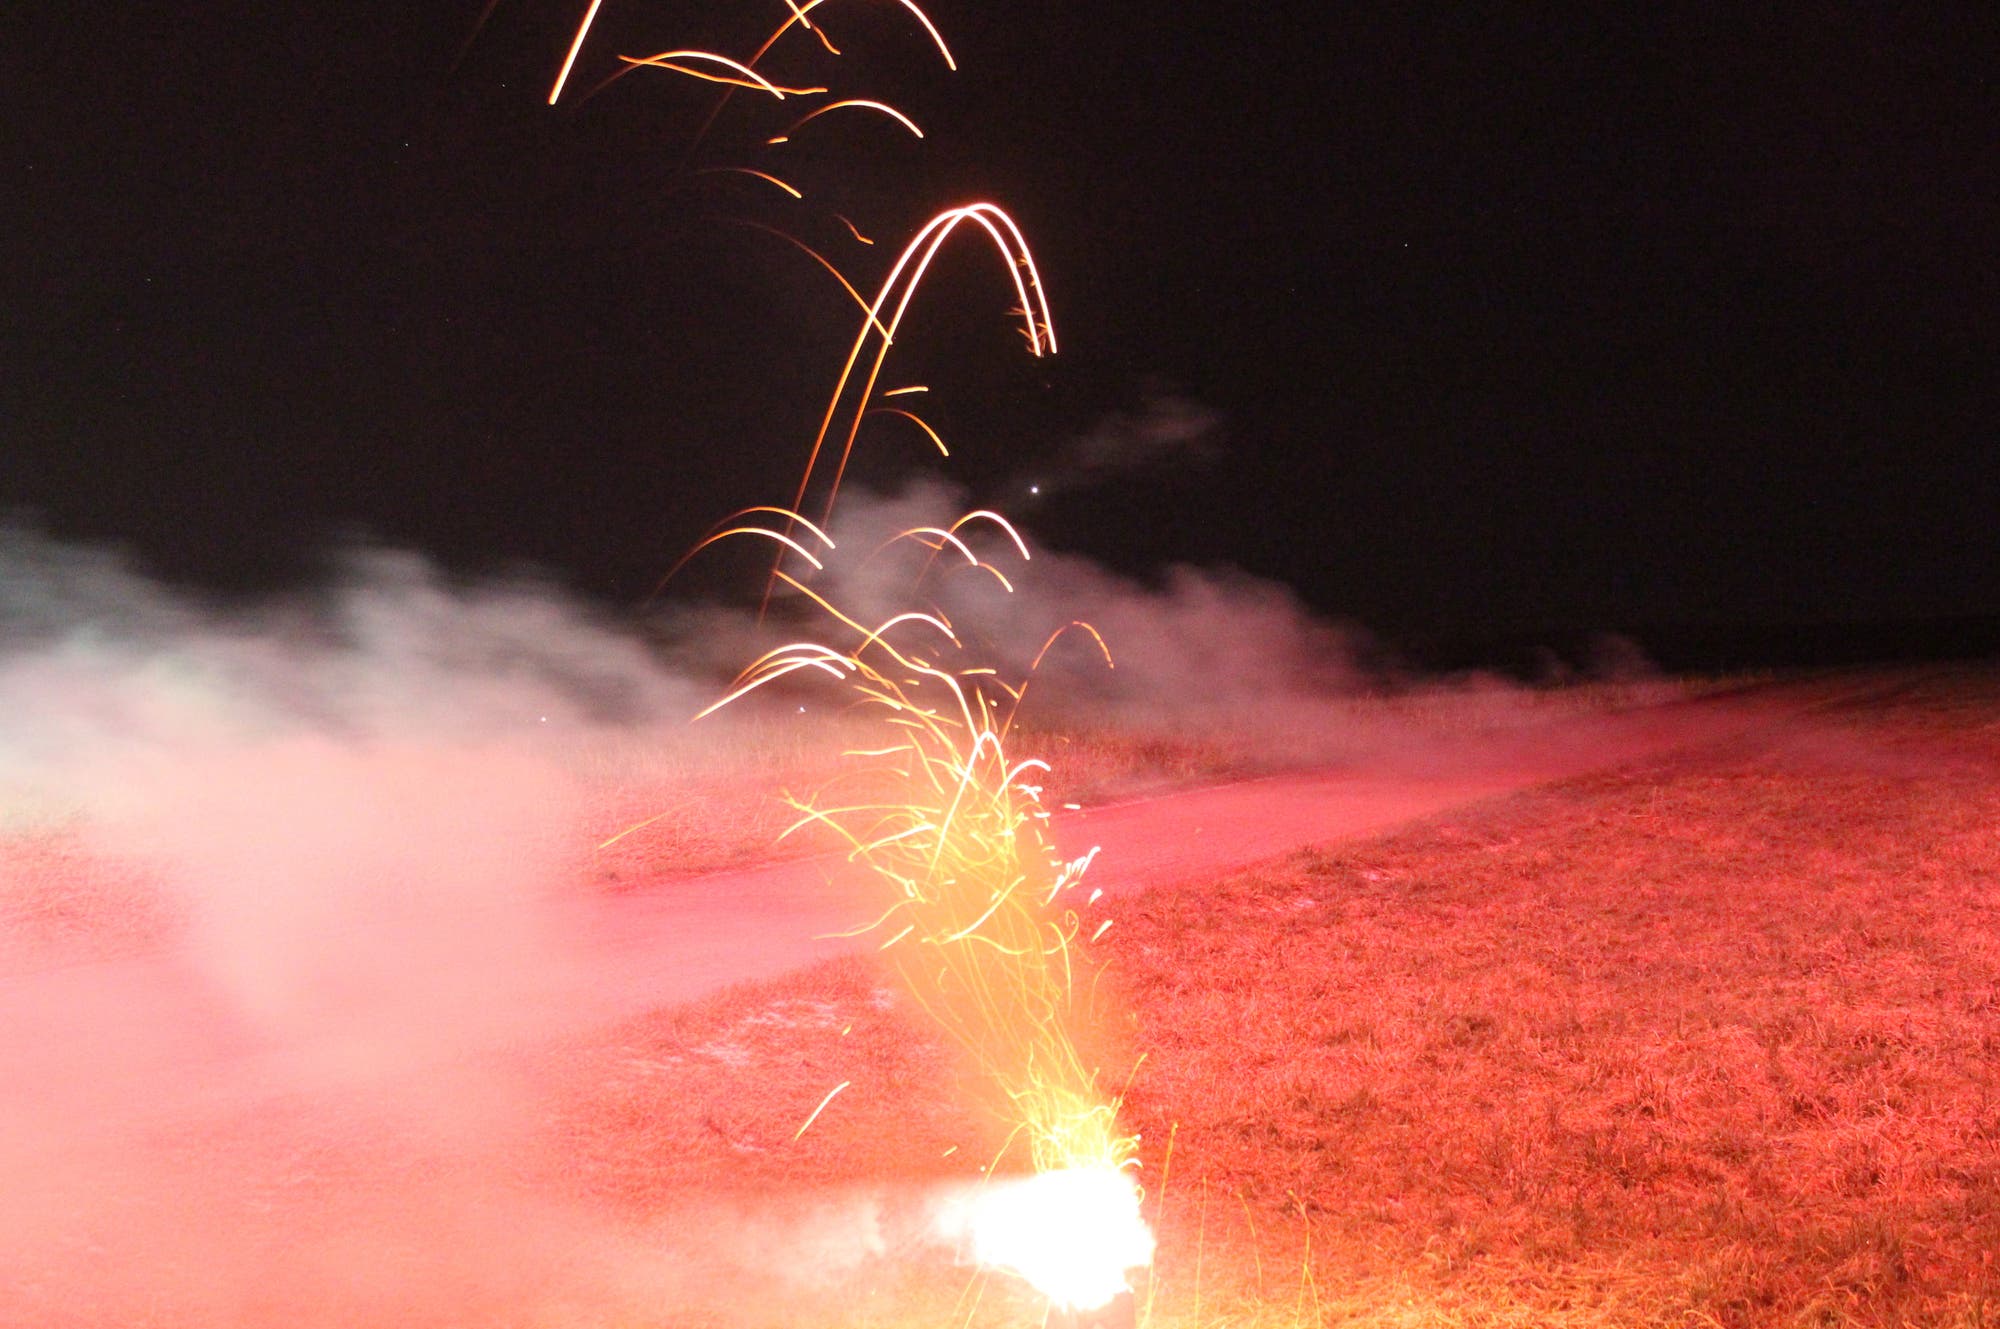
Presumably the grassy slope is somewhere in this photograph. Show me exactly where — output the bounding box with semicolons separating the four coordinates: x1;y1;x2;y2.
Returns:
1117;671;2000;1326
554;668;2000;1326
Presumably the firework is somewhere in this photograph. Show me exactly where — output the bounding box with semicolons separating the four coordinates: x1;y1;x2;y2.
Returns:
547;0;955;106
695;510;1148;1313
551;1;1150;1312
786;201;1055;534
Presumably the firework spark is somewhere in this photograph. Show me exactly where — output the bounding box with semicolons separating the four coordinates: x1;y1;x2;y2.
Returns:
770;98;926;143
547;0;955;106
617;50;823;97
551;1;1148;1312
788;202;1056;536
696;512;1146;1310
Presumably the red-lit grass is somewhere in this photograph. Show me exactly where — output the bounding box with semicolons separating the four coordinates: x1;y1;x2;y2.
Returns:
9;670;1990;1325
0;828;179;964
548;666;2000;1326
1114;666;2000;1326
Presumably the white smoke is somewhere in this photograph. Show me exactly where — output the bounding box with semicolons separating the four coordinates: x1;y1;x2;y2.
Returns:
0;529;735;1325
0;511;1672;1325
686;477;1374;719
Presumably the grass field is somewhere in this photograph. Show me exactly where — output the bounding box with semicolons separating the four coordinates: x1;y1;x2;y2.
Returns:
547;666;2000;1327
7;668;1996;1327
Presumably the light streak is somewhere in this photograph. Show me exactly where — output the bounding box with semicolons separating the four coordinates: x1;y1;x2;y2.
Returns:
768;0;957;71
547;0;607;104
772;99;926;143
949;509;1033;561
579;0;953;147
689;523;825;568
778;203;1056;584
617;51;821;97
736;223;892;337
644;507;835;608
794;1079;852;1139
697;166;803;198
866;406;950;456
549;0;950;118
596;807;676;849
891;526;982;565
834;213;876;245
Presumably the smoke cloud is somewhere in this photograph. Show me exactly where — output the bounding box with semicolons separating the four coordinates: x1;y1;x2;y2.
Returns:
0;529;703;1323
0;506;1675;1324
0;516;1359;1324
1040;381;1223;493
674;478;1375;718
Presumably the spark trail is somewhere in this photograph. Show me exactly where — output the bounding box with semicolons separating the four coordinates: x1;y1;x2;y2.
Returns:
546;1;1151;1312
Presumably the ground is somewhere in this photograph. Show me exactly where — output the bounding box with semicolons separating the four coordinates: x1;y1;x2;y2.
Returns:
4;667;1997;1326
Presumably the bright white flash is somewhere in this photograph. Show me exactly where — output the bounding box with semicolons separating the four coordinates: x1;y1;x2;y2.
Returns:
942;1165;1154;1311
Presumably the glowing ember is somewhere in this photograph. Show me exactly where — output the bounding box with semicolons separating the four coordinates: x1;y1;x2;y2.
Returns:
944;1165;1154;1311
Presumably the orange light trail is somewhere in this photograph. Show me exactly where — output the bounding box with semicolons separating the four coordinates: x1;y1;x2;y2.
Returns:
866;406;949;457
889;526;982;567
644;506;835;607
786;203;1056;551
617;51;822;97
949;509;1034;562
772;99;926;143
771;0;957;71
662;0;953;175
547;0;606;104
793;1079;852;1139
834;213;876;245
697;166;804;198
736;223;891;337
567;0;952;131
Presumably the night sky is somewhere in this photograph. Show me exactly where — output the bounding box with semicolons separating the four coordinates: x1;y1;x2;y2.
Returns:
8;3;1997;654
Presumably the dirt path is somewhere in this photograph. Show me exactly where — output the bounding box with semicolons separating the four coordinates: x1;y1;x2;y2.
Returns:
1;671;1893;1144
572;670;1886;1012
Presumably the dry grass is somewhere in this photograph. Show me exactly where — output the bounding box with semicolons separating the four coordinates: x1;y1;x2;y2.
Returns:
1115;672;2000;1327
543;666;2000;1326
11;667;1989;1326
0;828;179;965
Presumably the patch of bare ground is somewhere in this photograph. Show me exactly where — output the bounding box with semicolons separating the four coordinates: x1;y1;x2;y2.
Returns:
549;666;2000;1326
0;830;179;965
532;957;1030;1327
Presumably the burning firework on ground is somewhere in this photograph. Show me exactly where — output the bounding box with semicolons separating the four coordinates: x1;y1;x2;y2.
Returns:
558;1;1156;1316
690;505;1150;1314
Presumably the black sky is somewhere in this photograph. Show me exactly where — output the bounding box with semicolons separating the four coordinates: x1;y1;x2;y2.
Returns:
7;3;1997;649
